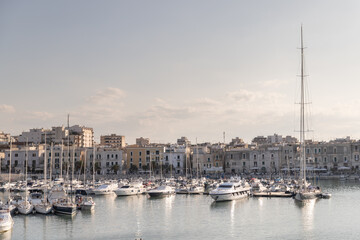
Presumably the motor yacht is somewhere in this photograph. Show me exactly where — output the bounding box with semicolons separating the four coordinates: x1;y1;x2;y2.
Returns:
114;182;145;196
209;181;250;202
147;185;175;198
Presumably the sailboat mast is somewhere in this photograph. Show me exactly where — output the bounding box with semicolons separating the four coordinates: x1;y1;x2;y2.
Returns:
60;140;63;180
44;133;47;191
300;26;307;188
9;138;12;187
92;144;95;184
50;142;53;182
84;149;87;185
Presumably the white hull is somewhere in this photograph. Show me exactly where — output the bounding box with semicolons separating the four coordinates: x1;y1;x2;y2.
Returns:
294;191;317;202
0;211;13;233
80;204;95;211
34;204;53;214
210;191;250;202
93;190;114;195
17;202;34;215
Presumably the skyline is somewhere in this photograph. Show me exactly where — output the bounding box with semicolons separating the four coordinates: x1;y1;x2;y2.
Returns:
2;1;360;144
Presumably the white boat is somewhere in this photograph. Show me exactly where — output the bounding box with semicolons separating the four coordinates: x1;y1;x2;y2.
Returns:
209;181;250;202
175;185;189;194
92;183;117;195
147;185;175;197
53;198;77;216
114;182;145;196
188;185;205;194
17;200;34;215
76;196;95;210
34;201;53;214
48;185;67;204
29;192;43;205
0;210;13;233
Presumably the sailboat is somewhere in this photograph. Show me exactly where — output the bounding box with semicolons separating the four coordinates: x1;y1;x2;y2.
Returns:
294;26;321;202
17;138;34;214
53;114;77;215
35;135;53;214
0;138;16;216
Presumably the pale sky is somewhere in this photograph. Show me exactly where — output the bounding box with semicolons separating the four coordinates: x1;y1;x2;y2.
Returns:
1;0;360;144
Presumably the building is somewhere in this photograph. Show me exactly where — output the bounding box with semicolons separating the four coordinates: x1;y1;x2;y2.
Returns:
85;146;125;175
100;134;125;148
17;125;94;147
125;145;165;174
163;145;190;175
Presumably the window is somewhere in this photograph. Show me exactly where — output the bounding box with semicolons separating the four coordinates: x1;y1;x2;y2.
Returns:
139;163;142;168
254;162;257;167
243;153;246;159
333;157;337;163
262;154;265;159
208;158;210;162
230;154;233;159
262;161;265;165
15;154;18;157
139;158;142;162
156;150;159;155
243;162;246;166
115;154;118;159
130;152;133;156
177;162;180;167
344;157;347;162
32;153;36;157
130;158;133;163
139;152;142;156
165;156;168;161
106;162;109;167
146;151;150;155
254;154;257;160
216;163;218;167
334;148;337;154
271;154;274;159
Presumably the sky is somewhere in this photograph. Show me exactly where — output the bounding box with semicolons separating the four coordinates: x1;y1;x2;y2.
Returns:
1;0;360;144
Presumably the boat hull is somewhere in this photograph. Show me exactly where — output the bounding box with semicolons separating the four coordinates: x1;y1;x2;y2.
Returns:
53;204;77;215
210;191;250;202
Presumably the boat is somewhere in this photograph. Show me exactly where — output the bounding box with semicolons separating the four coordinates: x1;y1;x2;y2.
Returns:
187;185;205;194
0;210;13;233
175;184;189;194
294;26;321;202
53;198;77;216
34;136;52;214
146;185;175;198
209;181;250;202
75;195;95;210
17;139;34;215
114;182;145;196
92;183;117;195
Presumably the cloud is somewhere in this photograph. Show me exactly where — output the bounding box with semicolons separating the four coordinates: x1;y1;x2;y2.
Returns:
88;87;126;105
0;104;15;113
26;111;54;120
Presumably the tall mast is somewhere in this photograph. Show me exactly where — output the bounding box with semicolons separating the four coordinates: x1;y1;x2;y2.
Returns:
84;149;87;185
50;142;53;182
9;138;12;188
60;140;63;180
25;138;28;202
92;144;95;184
196;138;199;179
67;114;70;181
44;133;47;192
185;142;188;178
300;25;307;188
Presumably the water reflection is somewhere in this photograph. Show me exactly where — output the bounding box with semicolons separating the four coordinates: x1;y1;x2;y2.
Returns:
295;199;317;232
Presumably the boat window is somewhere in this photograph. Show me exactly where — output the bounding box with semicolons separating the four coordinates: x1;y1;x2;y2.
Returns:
219;185;232;188
121;186;130;188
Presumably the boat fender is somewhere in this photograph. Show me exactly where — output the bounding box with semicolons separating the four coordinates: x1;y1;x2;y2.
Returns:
32;209;36;214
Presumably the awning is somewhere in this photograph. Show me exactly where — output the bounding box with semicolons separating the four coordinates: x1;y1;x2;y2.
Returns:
250;167;259;170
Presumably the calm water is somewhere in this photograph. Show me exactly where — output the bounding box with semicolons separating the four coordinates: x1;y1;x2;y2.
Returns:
1;180;359;240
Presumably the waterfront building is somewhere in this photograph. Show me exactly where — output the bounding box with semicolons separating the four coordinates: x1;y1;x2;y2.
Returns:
86;146;125;175
100;134;126;148
176;137;191;146
125;145;165;174
17;125;94;147
163;144;189;175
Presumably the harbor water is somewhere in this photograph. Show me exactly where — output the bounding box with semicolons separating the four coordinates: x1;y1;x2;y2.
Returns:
1;180;359;240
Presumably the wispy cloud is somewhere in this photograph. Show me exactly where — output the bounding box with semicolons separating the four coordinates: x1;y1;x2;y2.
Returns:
0;104;15;113
88;87;126;105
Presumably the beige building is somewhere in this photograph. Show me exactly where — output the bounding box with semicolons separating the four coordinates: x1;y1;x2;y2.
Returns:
100;134;125;148
136;137;150;147
125;145;165;173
